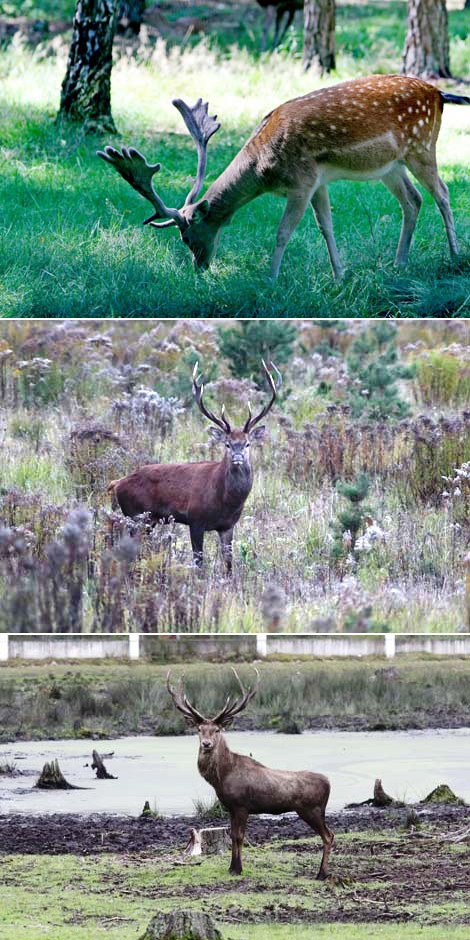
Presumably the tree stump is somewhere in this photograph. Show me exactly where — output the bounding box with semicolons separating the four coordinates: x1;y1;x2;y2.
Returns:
35;759;77;790
373;778;393;807
91;750;116;779
184;827;231;857
139;910;224;940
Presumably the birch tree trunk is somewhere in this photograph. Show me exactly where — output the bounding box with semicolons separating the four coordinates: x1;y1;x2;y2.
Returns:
58;0;117;132
303;0;335;74
402;0;451;78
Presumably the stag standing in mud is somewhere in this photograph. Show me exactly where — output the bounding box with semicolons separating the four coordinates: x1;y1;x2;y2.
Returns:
167;669;334;879
108;361;281;573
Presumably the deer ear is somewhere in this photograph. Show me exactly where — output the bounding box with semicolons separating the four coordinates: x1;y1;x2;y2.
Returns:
194;200;210;220
208;426;226;443
249;425;266;442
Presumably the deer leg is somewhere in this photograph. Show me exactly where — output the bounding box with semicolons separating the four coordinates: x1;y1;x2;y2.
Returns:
274;8;295;47
405;154;459;259
381;164;422;267
310;186;344;279
298;806;335;881
218;527;234;576
261;6;274;51
189;524;205;568
229;807;249;875
270;189;312;279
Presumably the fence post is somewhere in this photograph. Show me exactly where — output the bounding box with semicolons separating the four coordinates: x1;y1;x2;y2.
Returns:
129;634;140;660
256;633;268;658
0;634;9;662
384;634;396;659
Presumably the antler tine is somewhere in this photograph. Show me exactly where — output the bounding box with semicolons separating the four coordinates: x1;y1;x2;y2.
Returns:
192;361;231;433
97;146;185;230
213;667;260;726
172;98;221;207
167;671;207;725
243;360;282;433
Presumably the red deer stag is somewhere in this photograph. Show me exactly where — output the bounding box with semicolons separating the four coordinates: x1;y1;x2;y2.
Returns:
167;668;334;879
107;361;280;573
97;76;469;280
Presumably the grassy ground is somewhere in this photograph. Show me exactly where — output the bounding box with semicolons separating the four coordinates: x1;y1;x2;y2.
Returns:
0;319;468;634
2;657;470;740
1;822;469;939
0;0;469;316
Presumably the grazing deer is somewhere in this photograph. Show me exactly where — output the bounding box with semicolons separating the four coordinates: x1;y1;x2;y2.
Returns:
107;361;281;573
97;75;469;280
257;0;303;50
167;668;334;879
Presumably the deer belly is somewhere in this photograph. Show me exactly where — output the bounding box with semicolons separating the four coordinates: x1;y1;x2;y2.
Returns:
317;131;403;183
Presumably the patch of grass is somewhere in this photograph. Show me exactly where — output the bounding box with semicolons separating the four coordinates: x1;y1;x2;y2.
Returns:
0;0;469;316
0;820;469;939
1;657;470;741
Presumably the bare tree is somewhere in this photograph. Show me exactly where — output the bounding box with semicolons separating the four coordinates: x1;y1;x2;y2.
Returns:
58;0;117;132
303;0;335;73
402;0;451;78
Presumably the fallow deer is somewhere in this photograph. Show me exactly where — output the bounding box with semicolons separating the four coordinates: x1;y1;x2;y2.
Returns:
107;360;281;573
167;668;334;879
97;75;469;280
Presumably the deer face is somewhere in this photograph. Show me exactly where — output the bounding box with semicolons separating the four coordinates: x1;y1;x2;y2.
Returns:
180;201;221;270
197;720;223;753
208;427;266;469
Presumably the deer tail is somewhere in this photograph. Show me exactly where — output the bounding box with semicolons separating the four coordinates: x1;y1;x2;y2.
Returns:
441;92;470;106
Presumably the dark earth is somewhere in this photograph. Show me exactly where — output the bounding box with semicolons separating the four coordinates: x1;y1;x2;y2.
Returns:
1;806;469;926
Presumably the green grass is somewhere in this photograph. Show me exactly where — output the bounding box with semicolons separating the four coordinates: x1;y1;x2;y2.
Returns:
0;1;469;316
1;823;469;939
2;658;470;740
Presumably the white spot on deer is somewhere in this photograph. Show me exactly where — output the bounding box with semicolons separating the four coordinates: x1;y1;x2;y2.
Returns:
330;124;337;129
398;114;403;121
408;106;413;113
418;119;424;127
413;126;419;135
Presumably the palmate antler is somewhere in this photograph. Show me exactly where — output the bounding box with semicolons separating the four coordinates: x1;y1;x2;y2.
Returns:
97;98;221;229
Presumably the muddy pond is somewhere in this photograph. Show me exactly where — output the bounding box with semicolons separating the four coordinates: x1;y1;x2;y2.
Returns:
1;729;469;816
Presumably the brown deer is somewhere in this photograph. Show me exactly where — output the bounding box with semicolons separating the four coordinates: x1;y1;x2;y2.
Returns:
107;361;281;573
257;0;303;50
167;668;334;879
97;76;469;280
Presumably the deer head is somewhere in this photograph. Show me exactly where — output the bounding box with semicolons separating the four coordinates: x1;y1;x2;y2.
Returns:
192;359;281;469
167;667;260;751
97;98;222;270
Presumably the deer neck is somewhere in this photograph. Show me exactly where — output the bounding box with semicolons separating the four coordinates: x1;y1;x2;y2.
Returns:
203;148;262;225
198;735;234;791
220;455;253;504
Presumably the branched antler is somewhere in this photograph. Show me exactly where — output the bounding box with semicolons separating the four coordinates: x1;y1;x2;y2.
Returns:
192;361;231;433
172;98;221;206
212;667;260;726
96;146;185;228
244;360;282;433
167;671;207;725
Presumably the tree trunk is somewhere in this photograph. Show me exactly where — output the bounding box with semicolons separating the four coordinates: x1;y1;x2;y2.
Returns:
58;0;117;132
140;911;224;940
36;759;77;789
402;0;451;78
91;749;117;779
184;827;231;857
117;0;145;34
303;0;335;74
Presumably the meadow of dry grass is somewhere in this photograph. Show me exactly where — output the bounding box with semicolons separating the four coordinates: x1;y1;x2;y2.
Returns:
0;318;468;634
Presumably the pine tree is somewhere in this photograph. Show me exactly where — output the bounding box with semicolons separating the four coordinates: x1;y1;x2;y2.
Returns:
218;321;297;381
346;322;414;421
331;473;371;561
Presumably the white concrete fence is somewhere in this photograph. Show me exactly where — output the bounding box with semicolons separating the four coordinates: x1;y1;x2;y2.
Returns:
0;632;469;662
